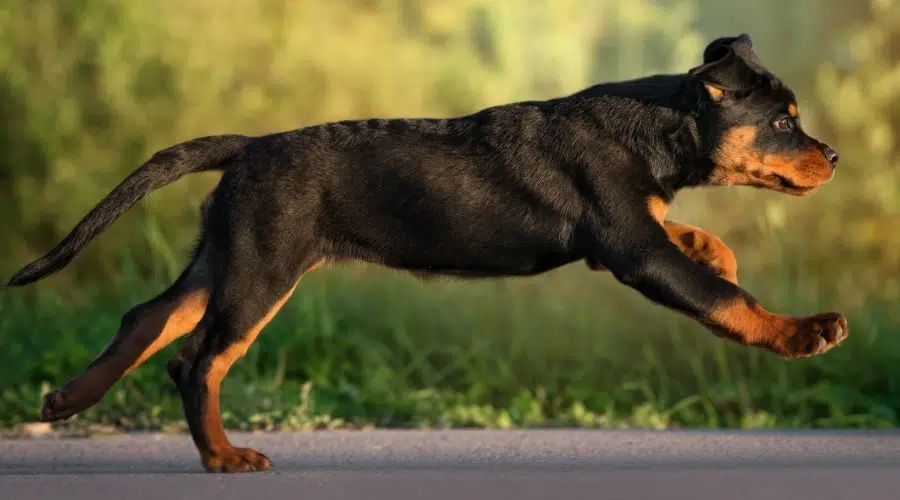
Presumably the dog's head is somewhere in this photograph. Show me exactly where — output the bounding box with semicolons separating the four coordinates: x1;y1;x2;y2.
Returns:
690;34;837;195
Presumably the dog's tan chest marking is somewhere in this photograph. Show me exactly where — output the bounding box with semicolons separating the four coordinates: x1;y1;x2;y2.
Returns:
647;196;669;225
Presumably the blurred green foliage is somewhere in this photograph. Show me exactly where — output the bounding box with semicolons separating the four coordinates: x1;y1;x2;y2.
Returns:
0;0;898;430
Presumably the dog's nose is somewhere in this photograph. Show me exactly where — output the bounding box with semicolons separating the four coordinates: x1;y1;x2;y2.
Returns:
823;146;839;168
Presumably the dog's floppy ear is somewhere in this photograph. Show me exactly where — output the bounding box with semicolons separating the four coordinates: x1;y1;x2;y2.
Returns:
689;34;766;99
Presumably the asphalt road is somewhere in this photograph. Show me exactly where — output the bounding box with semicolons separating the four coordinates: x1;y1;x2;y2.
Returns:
2;429;900;499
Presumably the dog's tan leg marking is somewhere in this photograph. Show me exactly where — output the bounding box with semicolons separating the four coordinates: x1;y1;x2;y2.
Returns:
708;297;848;358
40;260;210;422
179;259;326;473
194;285;295;473
648;195;738;283
662;221;738;284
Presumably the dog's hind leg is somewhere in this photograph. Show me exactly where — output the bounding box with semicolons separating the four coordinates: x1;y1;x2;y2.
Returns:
40;247;211;422
167;250;324;473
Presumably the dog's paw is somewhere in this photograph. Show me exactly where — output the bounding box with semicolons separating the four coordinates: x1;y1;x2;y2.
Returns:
775;312;848;359
675;231;738;285
40;388;79;422
40;381;104;422
203;447;273;473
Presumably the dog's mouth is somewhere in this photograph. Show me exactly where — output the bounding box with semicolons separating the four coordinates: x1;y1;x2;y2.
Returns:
769;173;823;196
765;165;834;196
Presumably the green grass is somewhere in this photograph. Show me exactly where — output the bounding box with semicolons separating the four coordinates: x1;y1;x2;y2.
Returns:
2;251;897;434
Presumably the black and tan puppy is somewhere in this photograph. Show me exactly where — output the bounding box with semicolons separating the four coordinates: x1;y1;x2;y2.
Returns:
8;34;845;472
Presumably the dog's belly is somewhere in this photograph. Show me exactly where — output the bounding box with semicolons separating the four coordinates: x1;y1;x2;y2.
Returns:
380;246;581;278
322;201;581;277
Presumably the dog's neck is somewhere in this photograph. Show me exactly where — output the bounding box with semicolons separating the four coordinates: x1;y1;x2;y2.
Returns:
573;75;714;199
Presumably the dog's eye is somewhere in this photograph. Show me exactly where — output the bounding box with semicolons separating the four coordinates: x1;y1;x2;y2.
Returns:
773;117;794;132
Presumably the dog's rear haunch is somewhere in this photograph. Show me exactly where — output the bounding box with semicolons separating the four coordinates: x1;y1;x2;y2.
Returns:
8;34;846;473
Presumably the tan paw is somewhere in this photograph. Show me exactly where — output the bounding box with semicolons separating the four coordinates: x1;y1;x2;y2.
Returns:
203;447;273;473
775;312;848;359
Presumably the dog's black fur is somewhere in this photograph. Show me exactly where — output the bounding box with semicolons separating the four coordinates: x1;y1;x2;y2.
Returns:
8;34;847;473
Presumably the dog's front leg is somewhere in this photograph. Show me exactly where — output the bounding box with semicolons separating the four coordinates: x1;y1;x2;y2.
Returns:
592;218;846;359
587;221;739;285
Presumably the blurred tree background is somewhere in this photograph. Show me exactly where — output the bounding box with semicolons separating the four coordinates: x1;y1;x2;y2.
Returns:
1;0;898;432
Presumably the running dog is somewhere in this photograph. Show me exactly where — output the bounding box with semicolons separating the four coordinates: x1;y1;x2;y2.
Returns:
8;34;846;472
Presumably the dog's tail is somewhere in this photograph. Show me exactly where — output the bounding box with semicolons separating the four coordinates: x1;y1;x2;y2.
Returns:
6;134;252;287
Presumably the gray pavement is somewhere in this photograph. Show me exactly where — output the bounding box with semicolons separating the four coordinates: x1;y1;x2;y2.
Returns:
2;429;900;499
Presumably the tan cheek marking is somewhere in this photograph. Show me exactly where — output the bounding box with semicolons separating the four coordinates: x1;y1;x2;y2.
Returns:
757;154;796;189
647;195;669;225
760;154;794;169
710;126;760;185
